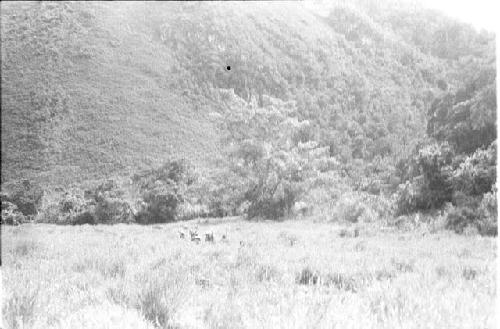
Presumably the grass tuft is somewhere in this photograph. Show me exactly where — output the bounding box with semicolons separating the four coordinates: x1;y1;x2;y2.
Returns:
12;239;38;258
255;263;282;283
323;272;360;292
135;268;189;328
295;267;320;285
2;283;39;329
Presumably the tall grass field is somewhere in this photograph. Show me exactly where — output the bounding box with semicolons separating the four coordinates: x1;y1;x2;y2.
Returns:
2;219;496;329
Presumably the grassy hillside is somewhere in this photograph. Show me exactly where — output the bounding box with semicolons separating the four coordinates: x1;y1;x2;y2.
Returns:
0;1;494;187
1;2;219;186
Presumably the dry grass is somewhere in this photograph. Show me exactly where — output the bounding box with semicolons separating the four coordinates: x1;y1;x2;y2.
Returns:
1;220;496;328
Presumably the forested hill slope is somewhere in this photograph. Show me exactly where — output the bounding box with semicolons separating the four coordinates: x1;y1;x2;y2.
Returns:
1;1;495;186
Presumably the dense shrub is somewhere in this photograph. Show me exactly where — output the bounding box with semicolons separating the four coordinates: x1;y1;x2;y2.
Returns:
445;206;478;234
132;160;195;223
1;201;26;225
440;143;497;235
35;182;135;225
135;184;181;223
1;180;44;216
94;197;134;224
82;179;135;224
395;180;423;216
451;142;496;197
395;139;496;236
476;191;498;236
395;142;454;214
90;179;128;201
60;190;88;213
245;181;303;220
35;189;88;224
35;195;64;224
445;190;497;236
34;167;201;225
196;171;243;218
71;210;97;225
177;202;210;220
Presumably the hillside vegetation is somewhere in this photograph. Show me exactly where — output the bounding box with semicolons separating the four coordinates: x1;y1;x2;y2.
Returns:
1;2;219;185
0;1;496;234
1;0;487;184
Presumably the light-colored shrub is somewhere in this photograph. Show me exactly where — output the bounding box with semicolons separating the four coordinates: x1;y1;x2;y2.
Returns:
329;192;392;223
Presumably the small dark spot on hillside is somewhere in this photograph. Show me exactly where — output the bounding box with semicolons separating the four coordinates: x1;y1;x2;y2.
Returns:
226;65;231;71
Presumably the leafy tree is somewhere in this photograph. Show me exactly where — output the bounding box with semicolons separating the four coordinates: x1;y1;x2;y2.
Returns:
215;91;336;220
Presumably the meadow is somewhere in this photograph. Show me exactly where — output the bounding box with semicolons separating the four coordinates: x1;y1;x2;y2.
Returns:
2;219;496;329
